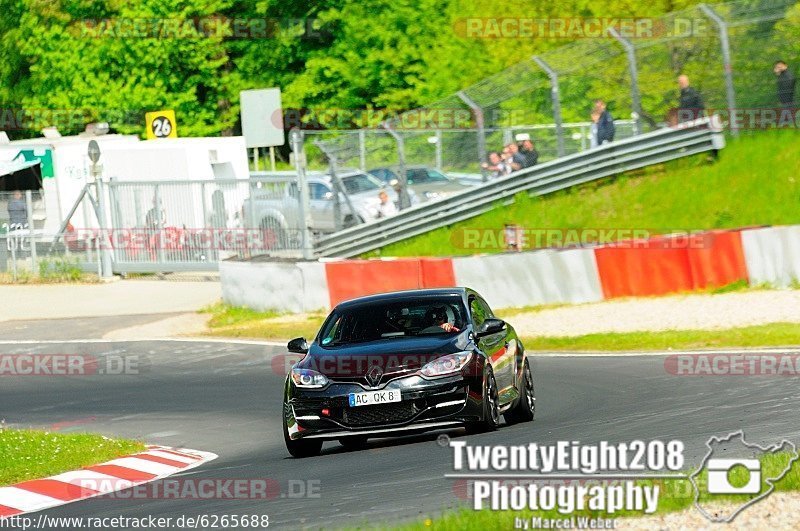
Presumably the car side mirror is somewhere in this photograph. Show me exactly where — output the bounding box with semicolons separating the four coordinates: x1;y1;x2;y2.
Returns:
475;318;506;337
287;337;309;354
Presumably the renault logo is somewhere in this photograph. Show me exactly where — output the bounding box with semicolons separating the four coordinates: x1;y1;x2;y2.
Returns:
366;366;383;387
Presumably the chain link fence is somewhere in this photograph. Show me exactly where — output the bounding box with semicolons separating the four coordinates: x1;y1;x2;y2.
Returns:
0;190;101;280
306;0;798;179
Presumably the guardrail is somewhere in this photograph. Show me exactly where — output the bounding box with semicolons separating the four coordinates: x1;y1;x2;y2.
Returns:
314;117;725;258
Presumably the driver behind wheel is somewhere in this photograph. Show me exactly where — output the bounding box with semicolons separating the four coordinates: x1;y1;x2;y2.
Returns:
425;306;460;333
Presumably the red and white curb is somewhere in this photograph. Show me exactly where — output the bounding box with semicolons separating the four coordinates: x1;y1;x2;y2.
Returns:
0;445;218;519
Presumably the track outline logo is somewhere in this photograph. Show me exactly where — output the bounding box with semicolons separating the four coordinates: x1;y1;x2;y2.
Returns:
689;430;799;522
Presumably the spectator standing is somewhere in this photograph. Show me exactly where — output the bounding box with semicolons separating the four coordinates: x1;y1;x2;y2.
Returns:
519;139;539;167
377;190;397;218
677;74;704;122
7;190;27;228
506;143;525;172
481;151;508;178
774;60;796;108
589;111;600;148
500;146;517;173
594;100;615;144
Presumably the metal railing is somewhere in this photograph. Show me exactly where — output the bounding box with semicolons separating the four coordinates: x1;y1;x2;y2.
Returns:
301;120;639;172
314;117;724;258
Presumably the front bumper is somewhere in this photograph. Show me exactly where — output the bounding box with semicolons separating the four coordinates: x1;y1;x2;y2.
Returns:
285;373;483;440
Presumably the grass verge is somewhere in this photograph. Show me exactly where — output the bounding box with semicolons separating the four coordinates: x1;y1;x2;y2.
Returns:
397;451;800;530
201;303;325;341
519;322;800;352
522;323;800;351
372;130;800;257
202;304;800;351
0;427;145;486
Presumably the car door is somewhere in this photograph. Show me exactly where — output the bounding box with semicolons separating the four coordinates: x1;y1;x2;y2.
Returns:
469;294;516;404
308;182;335;231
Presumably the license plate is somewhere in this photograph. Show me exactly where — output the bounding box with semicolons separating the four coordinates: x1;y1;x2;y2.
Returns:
348;390;401;407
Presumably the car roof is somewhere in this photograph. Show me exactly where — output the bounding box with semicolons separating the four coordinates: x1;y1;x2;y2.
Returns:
307;171;370;183
335;287;469;309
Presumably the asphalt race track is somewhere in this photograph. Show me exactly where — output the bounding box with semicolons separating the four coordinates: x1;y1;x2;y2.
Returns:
3;335;800;528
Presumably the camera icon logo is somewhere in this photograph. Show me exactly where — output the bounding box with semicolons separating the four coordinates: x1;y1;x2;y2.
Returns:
690;430;799;523
706;458;761;494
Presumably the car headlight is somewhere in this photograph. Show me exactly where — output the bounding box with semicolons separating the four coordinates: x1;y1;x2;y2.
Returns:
420;352;472;378
291;368;329;388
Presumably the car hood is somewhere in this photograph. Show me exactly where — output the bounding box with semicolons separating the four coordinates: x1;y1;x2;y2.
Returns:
299;331;473;380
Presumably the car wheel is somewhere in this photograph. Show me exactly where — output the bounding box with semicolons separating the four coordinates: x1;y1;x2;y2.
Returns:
283;402;322;458
466;366;500;434
504;358;536;424
260;218;287;249
338;435;368;450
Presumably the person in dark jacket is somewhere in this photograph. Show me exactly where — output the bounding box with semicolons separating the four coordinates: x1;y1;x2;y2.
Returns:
519;139;539;167
594;100;615;144
677;75;704;122
7;190;27;228
774;60;796;108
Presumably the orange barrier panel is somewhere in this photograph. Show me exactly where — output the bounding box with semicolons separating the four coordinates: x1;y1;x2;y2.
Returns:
419;258;457;288
686;230;748;290
325;259;455;307
595;239;693;298
595;231;748;299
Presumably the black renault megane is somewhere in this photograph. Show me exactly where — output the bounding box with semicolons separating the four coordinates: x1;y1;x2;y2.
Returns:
282;287;535;457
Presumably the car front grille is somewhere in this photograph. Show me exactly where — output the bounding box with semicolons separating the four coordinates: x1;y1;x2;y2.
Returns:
342;402;418;426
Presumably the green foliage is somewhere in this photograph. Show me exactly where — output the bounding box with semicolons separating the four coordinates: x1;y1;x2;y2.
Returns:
38;255;83;281
2;0;770;138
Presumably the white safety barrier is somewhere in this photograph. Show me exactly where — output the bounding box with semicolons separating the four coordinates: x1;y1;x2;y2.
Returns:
740;226;800;288
451;248;603;309
220;260;328;313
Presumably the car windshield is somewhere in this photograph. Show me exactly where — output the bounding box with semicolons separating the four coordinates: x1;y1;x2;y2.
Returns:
408;168;450;183
340;173;383;194
318;297;467;347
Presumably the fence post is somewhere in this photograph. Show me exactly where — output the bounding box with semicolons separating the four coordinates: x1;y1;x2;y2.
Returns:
607;27;643;134
700;3;739;137
435;129;443;171
457;91;488;182
358;129;367;171
93;166;114;278
533;56;565;158
153;183;165;268
291;129;314;259
25;190;37;276
380;122;412;209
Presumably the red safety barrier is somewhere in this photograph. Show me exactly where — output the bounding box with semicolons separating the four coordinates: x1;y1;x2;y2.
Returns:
325;258;455;307
595;230;748;298
686;230;748;290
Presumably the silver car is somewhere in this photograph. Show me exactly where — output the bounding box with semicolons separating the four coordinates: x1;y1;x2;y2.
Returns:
242;171;403;248
368;166;470;202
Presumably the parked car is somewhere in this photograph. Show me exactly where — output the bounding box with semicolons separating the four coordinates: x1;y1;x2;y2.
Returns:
282;287;536;457
368;166;470;202
241;171;402;248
